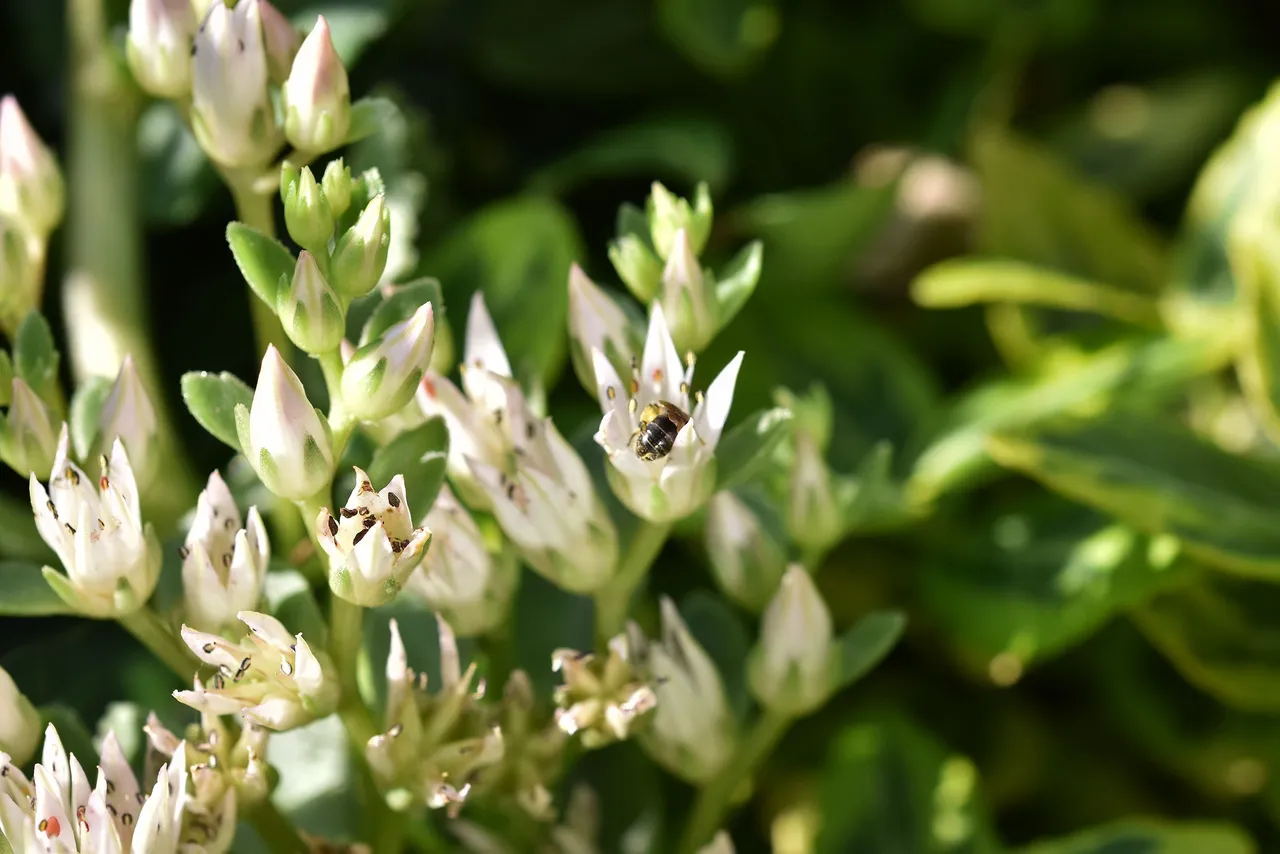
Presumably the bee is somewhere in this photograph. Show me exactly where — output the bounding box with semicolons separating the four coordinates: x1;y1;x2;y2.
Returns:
633;400;691;461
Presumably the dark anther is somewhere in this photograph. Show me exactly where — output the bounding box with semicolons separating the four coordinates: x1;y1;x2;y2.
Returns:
340;507;357;518
352;528;368;546
222;553;232;568
327;515;339;536
178;546;190;560
362;516;375;529
387;492;400;508
65;523;76;535
202;643;216;654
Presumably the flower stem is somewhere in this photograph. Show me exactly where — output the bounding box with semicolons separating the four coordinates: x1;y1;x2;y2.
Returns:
676;708;794;853
117;607;194;679
246;798;309;854
594;520;671;646
225;174;290;359
329;595;377;744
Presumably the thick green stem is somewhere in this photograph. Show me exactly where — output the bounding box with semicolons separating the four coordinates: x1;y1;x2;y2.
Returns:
677;708;794;853
117;608;195;679
226;177;290;358
594;521;672;645
247;799;309;854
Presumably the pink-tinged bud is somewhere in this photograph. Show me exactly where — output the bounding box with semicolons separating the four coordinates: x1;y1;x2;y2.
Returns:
259;0;300;84
0;97;64;237
341;303;435;420
283;16;351;153
96;355;160;487
127;0;196;97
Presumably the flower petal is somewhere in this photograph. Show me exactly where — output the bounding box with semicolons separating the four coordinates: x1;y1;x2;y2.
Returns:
698;351;743;450
640;303;684;403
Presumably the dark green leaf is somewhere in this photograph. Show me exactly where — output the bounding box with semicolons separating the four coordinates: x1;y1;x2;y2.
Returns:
680;591;751;719
39;705;99;766
269;715;360;840
264;567;328;647
13;310;60;402
366;417;449;514
1016;819;1254;854
137;102;216;226
344;97;400;145
832;610;906;694
226;222;295;308
358;277;445;345
843;442;914;533
69;376;112;459
181;371;254;451
715;407;792;492
990;412;1280;578
0;560;72;616
658;0;779;77
713;240;763;329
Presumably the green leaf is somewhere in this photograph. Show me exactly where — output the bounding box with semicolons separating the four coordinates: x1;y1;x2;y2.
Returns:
264;567;328;647
679;591;751;719
843;442;914;533
815;716;1002;854
344;97;400;145
137;102;216;226
425;196;584;387
912;258;1162;326
1016;819;1255;854
715;407;792;492
366;417;449;514
181;371;254;451
713;240;763;329
226;222;295;308
0;561;74;616
69;376;112;459
13;310;60;402
989;412;1280;579
269;715;360;840
358;277;444;344
1228;218;1280;440
831;610;906;694
658;0;779;77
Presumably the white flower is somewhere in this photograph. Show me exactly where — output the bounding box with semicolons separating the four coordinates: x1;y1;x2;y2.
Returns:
258;0;299;84
698;832;736;854
236;345;334;501
282;16;351;153
704;490;788;612
96;356;159;488
190;0;281;168
29;427;161;617
2;378;58;479
406;484;518;637
552;633;656;749
0;666;39;767
0;96;64;237
592;303;743;522
126;0;196;98
637;599;735;783
181;470;270;634
566;264;640;396
175;611;339;730
276;250;344;355
316;467;431;606
144;711;254;848
341;303;435;421
747;565;834;716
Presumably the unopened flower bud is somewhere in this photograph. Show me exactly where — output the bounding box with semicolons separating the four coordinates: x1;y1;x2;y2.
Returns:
317;467;431;607
567;263;641;395
96;355;160;487
283;16;351;153
608;233;663;303
407;484;518;636
191;0;282;168
341;303;435;420
330;194;390;297
705;489;788;612
659;228;716;353
236;345;334;500
321;158;353;219
0;218;36;329
282;165;334;253
127;0;196;98
788;431;844;552
0;97;64;237
0;665;39;766
259;0;300;84
181;471;270;634
748;565;834;716
1;378;57;478
278;250;344;354
648;181;712;261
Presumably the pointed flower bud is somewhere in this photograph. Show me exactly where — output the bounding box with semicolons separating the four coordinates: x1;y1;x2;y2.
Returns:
700;832;737;854
636;599;736;783
705;489;788;612
181;471;270;634
96;354;160;488
748;565;834;716
191;0;282;168
321;158;352;219
277;250;345;354
236;346;334;501
1;378;57;479
127;0;196;98
788;430;844;552
567;263;641;396
593;304;744;522
282;165;334;253
29;426;162;617
659;228;717;353
0;666;39;766
330;194;390;297
406;484;518;637
552;631;656;749
317;467;431;606
282;16;351;153
649;181;713;261
259;0;300;84
0;217;37;330
0;97;64;237
175;611;339;729
341;303;435;420
608;233;663;304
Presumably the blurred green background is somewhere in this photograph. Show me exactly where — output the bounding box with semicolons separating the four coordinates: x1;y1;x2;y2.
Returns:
7;0;1280;851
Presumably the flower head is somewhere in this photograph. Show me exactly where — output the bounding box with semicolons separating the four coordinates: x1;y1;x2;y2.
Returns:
406;484;518;637
552;631;657;749
0;96;64;238
126;0;196;98
29;427;161;617
175;611;339;730
566;264;641;396
0;666;39;767
181;471;270;634
317;467;431;607
747;565;834;716
592;304;743;522
96;356;159;488
282;16;351;153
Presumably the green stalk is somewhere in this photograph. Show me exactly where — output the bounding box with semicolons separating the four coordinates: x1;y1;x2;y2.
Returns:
117;607;194;679
246;799;309;854
593;520;671;645
66;0;197;532
676;708;794;853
